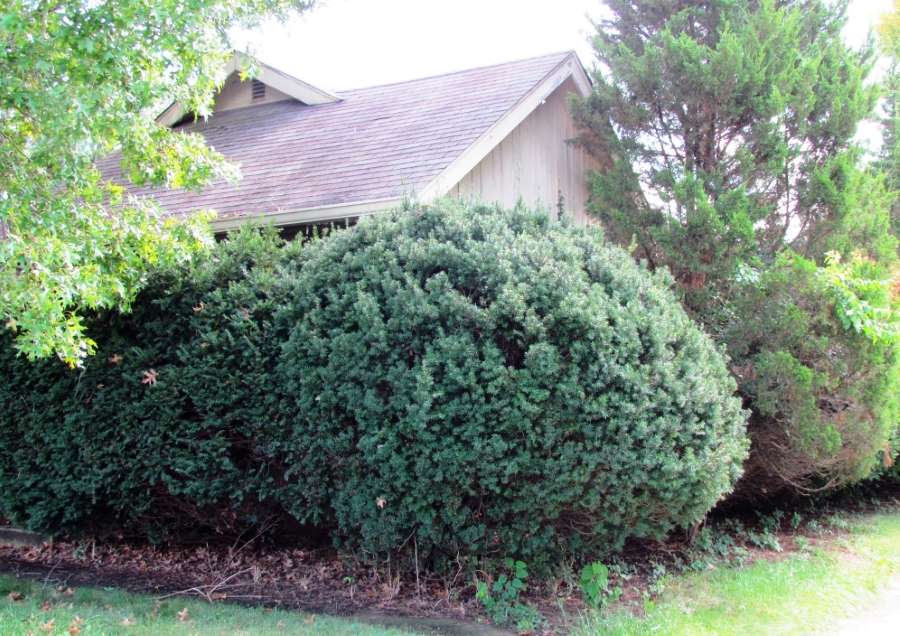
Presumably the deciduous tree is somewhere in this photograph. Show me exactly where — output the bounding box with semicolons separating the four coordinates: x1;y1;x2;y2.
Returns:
0;0;313;366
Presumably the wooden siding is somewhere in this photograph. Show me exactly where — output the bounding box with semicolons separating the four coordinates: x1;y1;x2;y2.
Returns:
449;77;598;225
214;73;293;112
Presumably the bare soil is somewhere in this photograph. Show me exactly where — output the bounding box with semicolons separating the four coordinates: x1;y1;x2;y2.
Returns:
0;538;524;635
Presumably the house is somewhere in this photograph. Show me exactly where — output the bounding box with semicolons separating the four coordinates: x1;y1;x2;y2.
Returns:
101;51;601;232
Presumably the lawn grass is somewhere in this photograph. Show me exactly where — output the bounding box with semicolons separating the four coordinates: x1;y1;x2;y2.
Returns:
4;512;898;635
575;511;900;636
0;575;421;635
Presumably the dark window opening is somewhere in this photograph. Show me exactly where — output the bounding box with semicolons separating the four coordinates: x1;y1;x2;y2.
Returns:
213;217;359;243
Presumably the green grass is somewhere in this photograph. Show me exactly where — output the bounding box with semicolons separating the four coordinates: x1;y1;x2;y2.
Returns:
575;512;900;636
0;575;420;635
4;512;898;635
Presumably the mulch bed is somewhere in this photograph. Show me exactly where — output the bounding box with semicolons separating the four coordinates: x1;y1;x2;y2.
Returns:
0;536;556;634
0;539;480;617
1;488;898;635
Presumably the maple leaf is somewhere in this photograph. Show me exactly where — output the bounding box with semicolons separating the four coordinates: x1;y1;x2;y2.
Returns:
176;607;190;622
141;369;158;386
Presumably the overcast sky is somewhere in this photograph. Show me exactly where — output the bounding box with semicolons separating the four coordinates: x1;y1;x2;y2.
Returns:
233;0;894;92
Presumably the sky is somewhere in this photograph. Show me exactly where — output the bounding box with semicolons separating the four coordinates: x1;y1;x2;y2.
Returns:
233;0;895;93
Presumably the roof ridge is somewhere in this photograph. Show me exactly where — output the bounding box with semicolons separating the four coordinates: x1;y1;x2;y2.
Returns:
338;50;575;93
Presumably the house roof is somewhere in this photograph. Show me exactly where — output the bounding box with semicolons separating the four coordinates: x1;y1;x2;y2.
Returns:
99;51;590;228
155;52;341;127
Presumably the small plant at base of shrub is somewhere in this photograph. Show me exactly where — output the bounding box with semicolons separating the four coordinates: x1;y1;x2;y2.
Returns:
579;561;622;610
475;559;543;631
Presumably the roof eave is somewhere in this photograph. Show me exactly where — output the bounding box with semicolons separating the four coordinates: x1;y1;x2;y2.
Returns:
210;196;404;231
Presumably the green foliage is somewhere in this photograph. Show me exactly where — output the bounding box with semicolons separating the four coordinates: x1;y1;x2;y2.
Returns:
877;1;900;238
818;252;899;345
575;0;899;497
274;200;748;565
725;253;899;494
579;561;622;610
0;0;313;366
575;0;881;292
0;227;302;537
475;559;542;630
0;201;748;568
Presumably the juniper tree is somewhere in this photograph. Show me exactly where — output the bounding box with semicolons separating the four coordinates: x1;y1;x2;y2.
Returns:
878;0;900;236
576;0;899;495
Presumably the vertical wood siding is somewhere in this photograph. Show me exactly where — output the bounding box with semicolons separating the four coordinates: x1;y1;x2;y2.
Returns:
450;77;599;225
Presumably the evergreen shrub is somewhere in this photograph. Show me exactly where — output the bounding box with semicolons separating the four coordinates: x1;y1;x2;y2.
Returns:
273;201;748;564
725;253;899;497
0;228;300;538
0;201;749;566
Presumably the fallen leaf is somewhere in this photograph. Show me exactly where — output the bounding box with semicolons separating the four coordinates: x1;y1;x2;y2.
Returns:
120;617;136;626
176;607;190;622
40;600;52;611
209;592;227;600
193;302;205;313
67;616;84;635
63;587;75;597
376;497;387;509
39;619;54;632
141;369;158;386
108;353;123;365
7;591;24;601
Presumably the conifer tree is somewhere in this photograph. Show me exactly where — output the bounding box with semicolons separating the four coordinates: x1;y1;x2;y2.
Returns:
576;0;899;496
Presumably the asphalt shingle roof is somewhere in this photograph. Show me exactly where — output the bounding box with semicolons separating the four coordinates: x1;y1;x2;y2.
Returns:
98;51;572;222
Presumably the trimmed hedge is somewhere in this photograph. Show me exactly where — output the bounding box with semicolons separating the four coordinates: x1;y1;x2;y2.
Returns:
0;201;748;565
0;228;299;539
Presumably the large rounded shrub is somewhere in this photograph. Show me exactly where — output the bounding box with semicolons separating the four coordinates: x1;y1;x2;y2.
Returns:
274;200;748;565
